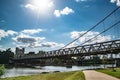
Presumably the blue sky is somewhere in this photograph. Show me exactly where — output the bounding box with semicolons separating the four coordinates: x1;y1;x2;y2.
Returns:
0;0;120;53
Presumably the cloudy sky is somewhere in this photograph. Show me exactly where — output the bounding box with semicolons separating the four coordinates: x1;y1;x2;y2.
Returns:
0;0;120;53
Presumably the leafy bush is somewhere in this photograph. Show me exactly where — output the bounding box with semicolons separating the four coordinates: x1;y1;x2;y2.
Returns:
0;64;5;76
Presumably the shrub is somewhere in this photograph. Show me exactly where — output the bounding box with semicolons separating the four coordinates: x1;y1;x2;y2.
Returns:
0;64;5;76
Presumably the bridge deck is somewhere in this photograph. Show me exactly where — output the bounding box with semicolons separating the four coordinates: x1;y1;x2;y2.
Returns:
13;39;120;60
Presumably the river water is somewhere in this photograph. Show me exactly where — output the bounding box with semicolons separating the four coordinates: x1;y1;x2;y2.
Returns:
1;65;113;78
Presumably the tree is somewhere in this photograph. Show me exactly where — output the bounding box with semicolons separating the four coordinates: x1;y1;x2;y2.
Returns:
92;55;101;65
0;48;14;64
4;48;14;59
38;51;45;56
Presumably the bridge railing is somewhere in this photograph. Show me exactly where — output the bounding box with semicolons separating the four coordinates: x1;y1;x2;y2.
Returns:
45;39;120;56
14;39;120;60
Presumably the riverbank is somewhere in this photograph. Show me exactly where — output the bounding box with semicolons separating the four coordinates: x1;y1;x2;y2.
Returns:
1;71;85;80
1;65;102;78
96;68;120;79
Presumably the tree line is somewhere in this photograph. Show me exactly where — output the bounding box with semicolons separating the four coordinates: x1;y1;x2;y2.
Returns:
0;48;14;64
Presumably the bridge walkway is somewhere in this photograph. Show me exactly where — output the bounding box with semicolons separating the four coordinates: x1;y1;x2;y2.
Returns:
83;70;120;80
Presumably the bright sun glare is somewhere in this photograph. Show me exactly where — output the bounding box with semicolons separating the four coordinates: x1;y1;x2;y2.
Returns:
29;0;53;13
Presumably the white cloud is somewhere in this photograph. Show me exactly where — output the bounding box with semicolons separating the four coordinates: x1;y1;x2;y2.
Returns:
11;28;64;49
54;10;61;17
7;30;18;35
0;28;64;52
110;0;120;6
0;45;5;51
69;31;111;47
0;29;18;40
24;0;54;11
12;28;46;48
110;0;116;3
54;7;74;17
41;42;64;48
21;29;44;34
12;28;45;43
48;1;54;7
61;7;74;15
13;35;64;49
75;0;88;2
116;0;120;6
16;44;30;48
25;4;37;10
12;33;45;44
12;33;46;49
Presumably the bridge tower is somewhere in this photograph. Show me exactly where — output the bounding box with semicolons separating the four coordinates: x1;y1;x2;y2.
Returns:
14;47;25;58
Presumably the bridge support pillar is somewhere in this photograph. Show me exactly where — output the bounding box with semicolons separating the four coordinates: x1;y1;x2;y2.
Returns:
65;56;73;67
110;53;116;71
116;60;120;67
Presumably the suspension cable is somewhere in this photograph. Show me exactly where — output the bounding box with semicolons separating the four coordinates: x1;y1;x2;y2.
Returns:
60;7;120;49
80;20;120;46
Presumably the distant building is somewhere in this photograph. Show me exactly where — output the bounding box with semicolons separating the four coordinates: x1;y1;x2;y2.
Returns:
15;47;25;58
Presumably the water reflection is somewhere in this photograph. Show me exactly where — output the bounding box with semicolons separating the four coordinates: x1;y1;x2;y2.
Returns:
1;65;114;78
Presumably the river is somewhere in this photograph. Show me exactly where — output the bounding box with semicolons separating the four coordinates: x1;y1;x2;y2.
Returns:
1;65;114;78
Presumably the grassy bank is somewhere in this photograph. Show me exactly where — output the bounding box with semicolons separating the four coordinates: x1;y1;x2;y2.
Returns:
96;68;120;79
1;71;85;80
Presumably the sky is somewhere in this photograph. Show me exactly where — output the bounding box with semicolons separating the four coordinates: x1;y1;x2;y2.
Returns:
0;0;120;53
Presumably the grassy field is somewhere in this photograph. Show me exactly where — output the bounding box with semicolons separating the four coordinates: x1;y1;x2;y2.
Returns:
1;71;85;80
96;68;120;79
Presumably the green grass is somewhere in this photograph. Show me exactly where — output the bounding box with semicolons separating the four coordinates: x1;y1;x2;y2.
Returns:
1;71;85;80
96;68;120;79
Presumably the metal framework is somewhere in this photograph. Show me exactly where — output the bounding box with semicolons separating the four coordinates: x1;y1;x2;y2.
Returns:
14;39;120;60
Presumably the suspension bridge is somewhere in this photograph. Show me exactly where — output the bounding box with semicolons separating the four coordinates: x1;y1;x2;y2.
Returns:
13;7;120;66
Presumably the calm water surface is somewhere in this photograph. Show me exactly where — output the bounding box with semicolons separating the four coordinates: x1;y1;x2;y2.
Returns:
1;65;113;78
